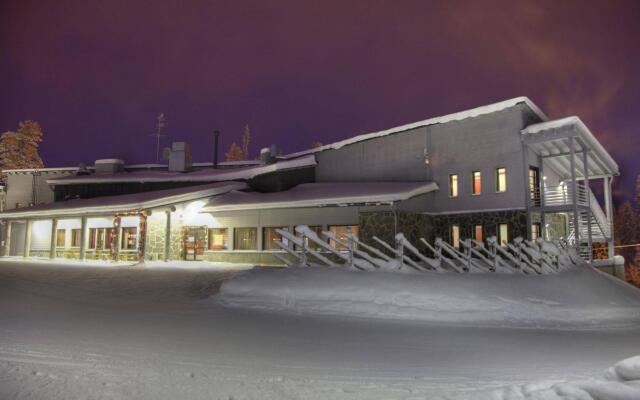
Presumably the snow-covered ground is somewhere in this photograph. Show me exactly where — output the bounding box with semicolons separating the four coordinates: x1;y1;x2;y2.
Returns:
1;259;640;399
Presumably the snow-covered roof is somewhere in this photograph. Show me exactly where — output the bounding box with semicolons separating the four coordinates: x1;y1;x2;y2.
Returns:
522;116;619;178
0;182;247;219
46;156;316;185
202;181;438;212
282;97;547;159
2;167;82;174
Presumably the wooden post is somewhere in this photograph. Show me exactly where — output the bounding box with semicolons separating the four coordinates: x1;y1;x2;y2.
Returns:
112;215;121;262
4;221;11;256
49;218;58;259
79;216;87;260
138;212;147;263
23;219;32;258
164;210;171;261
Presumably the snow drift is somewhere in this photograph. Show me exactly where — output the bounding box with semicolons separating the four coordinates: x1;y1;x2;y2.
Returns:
219;265;640;328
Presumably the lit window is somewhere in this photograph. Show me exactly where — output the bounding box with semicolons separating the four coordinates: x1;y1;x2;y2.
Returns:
56;229;66;247
121;227;137;250
208;228;229;250
263;227;288;250
449;174;459;197
234;227;257;250
496;168;507;192
71;229;81;247
88;228;100;249
498;223;509;246
451;225;460;249
328;225;359;251
531;223;541;240
472;171;481;195
474;225;483;242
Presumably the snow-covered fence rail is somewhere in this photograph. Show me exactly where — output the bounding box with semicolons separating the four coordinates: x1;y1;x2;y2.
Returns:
274;225;581;274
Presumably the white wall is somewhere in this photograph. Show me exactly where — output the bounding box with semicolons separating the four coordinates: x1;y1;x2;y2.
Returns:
30;220;52;251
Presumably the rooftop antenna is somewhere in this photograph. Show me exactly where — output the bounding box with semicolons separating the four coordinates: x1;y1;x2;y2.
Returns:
149;113;167;163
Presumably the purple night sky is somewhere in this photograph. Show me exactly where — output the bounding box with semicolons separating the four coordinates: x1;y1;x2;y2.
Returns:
1;0;639;204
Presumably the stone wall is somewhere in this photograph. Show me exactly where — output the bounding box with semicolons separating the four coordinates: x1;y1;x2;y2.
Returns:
169;217;184;260
145;214;167;261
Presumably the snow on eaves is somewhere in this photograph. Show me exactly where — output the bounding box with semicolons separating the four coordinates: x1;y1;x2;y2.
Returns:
46;155;316;185
522;116;619;175
0;182;247;219
282;96;548;159
202;181;438;212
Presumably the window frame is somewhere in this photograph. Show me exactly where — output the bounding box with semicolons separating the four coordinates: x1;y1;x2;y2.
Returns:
120;227;137;251
71;229;81;248
473;224;483;242
496;167;507;193
233;227;258;251
498;223;509;246
471;171;482;195
55;229;66;248
295;225;324;251
448;174;459;198
327;225;359;251
207;227;229;251
451;224;461;249
531;222;541;240
262;226;288;251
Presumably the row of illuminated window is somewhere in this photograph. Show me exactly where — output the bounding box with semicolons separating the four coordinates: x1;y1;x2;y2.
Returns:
449;222;542;249
208;225;359;251
448;167;507;197
55;227;138;251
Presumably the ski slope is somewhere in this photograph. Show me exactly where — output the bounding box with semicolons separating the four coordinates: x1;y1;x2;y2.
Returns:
1;259;639;399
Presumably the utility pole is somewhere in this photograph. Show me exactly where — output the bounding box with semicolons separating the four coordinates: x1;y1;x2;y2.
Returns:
149;113;167;163
213;130;220;167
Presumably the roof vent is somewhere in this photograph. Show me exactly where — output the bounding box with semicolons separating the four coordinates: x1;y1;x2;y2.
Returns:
169;142;192;172
260;144;279;164
94;159;125;174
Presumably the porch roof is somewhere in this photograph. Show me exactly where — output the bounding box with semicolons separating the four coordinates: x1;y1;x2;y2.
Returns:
0;182;247;219
202;181;438;212
521;116;619;179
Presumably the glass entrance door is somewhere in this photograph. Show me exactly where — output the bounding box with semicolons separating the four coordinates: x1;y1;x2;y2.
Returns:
183;226;207;261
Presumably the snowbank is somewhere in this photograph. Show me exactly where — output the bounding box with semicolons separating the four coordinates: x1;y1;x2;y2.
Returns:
455;356;640;400
219;265;640;328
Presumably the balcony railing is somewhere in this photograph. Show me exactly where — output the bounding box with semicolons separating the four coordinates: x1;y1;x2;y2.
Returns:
531;184;588;208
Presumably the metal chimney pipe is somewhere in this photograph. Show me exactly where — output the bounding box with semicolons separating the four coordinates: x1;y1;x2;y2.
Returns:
213;130;220;168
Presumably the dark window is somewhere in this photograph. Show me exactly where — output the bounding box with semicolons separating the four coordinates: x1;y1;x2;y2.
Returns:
234;228;257;250
263;227;288;250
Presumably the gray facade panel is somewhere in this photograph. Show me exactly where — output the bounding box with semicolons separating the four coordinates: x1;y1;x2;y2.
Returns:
315;126;429;182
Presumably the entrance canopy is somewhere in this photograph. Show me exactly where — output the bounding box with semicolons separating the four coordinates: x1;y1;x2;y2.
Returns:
0;182;246;219
521;116;619;180
202;181;438;212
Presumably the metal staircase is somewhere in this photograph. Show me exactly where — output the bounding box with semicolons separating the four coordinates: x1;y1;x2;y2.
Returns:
566;188;611;261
